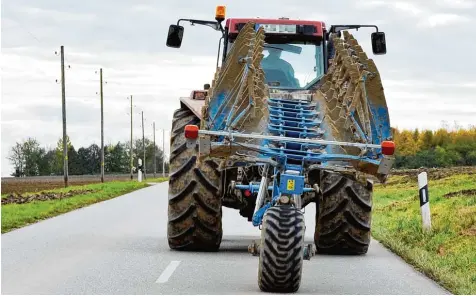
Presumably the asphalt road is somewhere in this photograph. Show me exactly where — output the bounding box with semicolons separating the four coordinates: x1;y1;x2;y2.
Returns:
2;182;450;295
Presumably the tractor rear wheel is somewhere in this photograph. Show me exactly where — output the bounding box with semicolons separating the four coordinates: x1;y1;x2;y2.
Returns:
314;171;373;255
167;106;222;251
258;205;305;293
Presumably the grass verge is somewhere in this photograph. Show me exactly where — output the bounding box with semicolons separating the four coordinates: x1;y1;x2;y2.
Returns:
144;177;169;183
372;173;476;294
1;178;168;234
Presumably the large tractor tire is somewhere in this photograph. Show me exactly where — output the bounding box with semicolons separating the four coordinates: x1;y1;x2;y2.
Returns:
167;107;223;251
258;205;305;293
314;171;373;255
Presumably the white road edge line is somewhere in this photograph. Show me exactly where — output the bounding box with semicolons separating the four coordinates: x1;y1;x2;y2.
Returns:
156;261;181;283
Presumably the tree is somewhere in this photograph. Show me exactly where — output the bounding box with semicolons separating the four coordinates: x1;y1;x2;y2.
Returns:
434;146;462;167
77;147;90;174
67;145;80;175
432;128;451;148
467;150;476;166
38;149;56;175
22;138;43;176
109;142;129;173
75;144;101;175
417;130;433;151
54;135;73;174
8;138;44;176
8;142;24;177
132;138;167;175
412;128;420;142
104;142;129;173
395;130;418;156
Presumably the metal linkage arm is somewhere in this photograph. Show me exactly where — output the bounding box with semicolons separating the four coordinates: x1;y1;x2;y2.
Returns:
198;129;383;150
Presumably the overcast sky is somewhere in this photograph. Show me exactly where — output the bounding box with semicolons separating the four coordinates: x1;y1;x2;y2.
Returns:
1;0;475;176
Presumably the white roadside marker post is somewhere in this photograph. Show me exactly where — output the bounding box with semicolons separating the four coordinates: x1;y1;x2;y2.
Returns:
138;158;143;183
418;172;431;232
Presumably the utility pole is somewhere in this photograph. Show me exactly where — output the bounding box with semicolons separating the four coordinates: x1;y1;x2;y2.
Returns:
60;45;68;187
130;95;133;180
153;122;156;178
162;129;165;178
100;68;105;183
142;111;146;179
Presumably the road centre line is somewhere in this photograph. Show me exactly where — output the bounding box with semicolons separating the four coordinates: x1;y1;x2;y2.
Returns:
156;261;181;283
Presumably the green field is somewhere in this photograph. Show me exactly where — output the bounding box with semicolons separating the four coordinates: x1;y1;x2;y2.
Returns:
372;172;476;294
1;178;168;233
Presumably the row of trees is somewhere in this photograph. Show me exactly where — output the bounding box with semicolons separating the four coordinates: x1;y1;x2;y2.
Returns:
7;125;476;176
392;125;476;168
8;136;169;177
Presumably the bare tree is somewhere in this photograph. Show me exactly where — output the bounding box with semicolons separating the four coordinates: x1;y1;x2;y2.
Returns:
8;142;24;177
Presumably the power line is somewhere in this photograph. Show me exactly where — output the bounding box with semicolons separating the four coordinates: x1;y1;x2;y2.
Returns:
4;12;43;44
2;13;62;83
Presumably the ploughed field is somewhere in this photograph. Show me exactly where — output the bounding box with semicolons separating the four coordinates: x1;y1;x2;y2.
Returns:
1;174;167;195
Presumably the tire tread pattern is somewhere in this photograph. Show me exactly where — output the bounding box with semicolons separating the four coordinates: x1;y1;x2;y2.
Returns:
315;171;373;255
258;205;305;293
167;107;222;251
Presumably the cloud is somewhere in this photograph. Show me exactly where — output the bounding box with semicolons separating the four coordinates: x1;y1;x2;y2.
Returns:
418;13;471;28
435;0;475;9
355;0;475;29
17;6;97;22
394;1;424;16
1;0;475;176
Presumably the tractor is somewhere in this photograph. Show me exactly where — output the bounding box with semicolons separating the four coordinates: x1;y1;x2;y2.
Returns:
165;5;395;292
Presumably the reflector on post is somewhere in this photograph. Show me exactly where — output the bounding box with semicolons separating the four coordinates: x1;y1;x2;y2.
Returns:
381;141;395;155
215;5;226;22
184;125;199;139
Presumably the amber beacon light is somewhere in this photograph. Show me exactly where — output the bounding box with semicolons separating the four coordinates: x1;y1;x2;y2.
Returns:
215;5;226;22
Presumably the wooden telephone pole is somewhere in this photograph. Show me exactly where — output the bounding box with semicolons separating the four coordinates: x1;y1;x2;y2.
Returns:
100;68;105;183
142;111;146;179
130;95;133;180
153;122;156;178
162;129;165;177
60;45;68;187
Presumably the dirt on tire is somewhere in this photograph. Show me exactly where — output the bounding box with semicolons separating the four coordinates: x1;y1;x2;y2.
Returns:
167;107;223;251
258;205;305;293
315;171;373;255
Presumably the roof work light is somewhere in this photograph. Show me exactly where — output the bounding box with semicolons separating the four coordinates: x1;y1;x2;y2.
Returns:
215;5;226;22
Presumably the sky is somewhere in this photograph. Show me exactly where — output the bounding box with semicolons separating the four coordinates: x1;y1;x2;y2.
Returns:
1;0;476;176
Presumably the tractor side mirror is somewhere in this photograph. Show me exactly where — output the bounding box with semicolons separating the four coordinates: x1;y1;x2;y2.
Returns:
204;83;210;90
371;32;386;55
166;25;184;48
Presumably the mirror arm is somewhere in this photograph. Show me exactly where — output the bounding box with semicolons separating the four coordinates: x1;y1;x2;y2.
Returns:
219;22;225;36
327;25;379;38
177;18;225;34
216;36;224;69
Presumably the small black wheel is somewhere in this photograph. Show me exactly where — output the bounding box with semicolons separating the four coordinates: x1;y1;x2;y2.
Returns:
258;205;305;292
